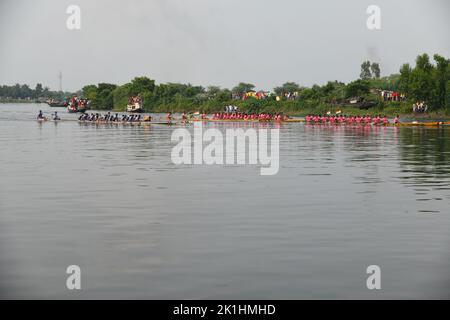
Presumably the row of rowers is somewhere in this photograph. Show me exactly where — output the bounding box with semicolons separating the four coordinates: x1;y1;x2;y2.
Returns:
78;112;152;122
209;112;290;121
304;114;400;125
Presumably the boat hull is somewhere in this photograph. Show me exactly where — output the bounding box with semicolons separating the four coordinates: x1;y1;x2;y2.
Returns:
67;107;86;113
78;120;171;125
189;118;450;126
47;103;67;107
127;109;144;113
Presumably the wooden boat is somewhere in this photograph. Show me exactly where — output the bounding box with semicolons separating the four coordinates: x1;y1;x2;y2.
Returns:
189;118;304;123
67;106;78;113
127;96;144;113
189;118;450;127
67;104;83;113
46;100;67;107
304;121;450;127
388;121;450;127
127;103;144;113
67;105;87;113
67;97;88;113
37;116;450;128
77;120;174;125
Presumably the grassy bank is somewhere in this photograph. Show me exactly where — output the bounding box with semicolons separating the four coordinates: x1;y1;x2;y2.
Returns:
114;98;449;119
0;99;42;104
2;98;448;119
88;53;450;119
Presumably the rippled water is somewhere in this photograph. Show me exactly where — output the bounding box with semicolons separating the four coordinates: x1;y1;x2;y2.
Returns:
0;103;449;299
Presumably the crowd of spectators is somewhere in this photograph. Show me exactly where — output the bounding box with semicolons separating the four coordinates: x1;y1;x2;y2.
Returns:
379;90;406;102
413;101;428;113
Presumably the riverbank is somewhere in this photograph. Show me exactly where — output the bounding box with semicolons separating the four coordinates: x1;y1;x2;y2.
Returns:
114;99;450;120
0;99;43;104
3;100;449;120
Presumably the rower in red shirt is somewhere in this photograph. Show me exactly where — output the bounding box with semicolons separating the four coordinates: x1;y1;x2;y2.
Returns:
373;116;379;125
394;115;399;124
348;116;354;125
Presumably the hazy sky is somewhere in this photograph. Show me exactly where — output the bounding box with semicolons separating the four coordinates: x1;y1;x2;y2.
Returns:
0;0;449;91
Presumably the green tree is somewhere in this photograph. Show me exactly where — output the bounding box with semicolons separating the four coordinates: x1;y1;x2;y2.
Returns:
345;79;370;98
129;77;155;95
321;81;346;102
360;61;372;80
206;86;221;98
82;85;98;107
371;62;380;78
112;83;132;110
409;54;434;104
274;82;300;96
184;84;205;97
432;54;449;108
35;83;43;98
446;80;450;114
20;84;32;98
82;83;116;110
216;88;232;102
232;82;255;95
398;63;412;93
96;83;117;109
299;87;319;100
42;86;50;97
416;53;433;72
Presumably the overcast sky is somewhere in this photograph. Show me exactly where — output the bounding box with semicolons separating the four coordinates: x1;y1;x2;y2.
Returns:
0;0;449;92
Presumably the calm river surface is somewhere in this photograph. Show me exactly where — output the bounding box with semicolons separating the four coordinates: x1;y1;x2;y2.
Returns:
0;103;449;299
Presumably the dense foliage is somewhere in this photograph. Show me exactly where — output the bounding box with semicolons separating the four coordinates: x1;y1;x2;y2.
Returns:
2;53;448;115
398;54;449;110
0;83;70;100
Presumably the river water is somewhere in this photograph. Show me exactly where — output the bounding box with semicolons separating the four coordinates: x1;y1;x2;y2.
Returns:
0;103;449;299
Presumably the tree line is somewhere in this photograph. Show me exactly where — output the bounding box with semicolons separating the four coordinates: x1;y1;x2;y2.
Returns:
0;83;70;100
398;53;449;109
2;53;448;114
80;53;447;113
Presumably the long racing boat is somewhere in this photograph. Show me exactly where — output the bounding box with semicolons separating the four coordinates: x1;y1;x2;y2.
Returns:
188;118;450;126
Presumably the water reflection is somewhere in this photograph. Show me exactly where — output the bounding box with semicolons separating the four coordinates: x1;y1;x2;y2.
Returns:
396;128;450;211
0;104;449;299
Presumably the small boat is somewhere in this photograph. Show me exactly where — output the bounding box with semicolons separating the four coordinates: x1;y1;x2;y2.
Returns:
67;105;77;113
46;99;67;107
67;96;88;113
127;96;144;113
390;121;450;127
77;102;88;113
